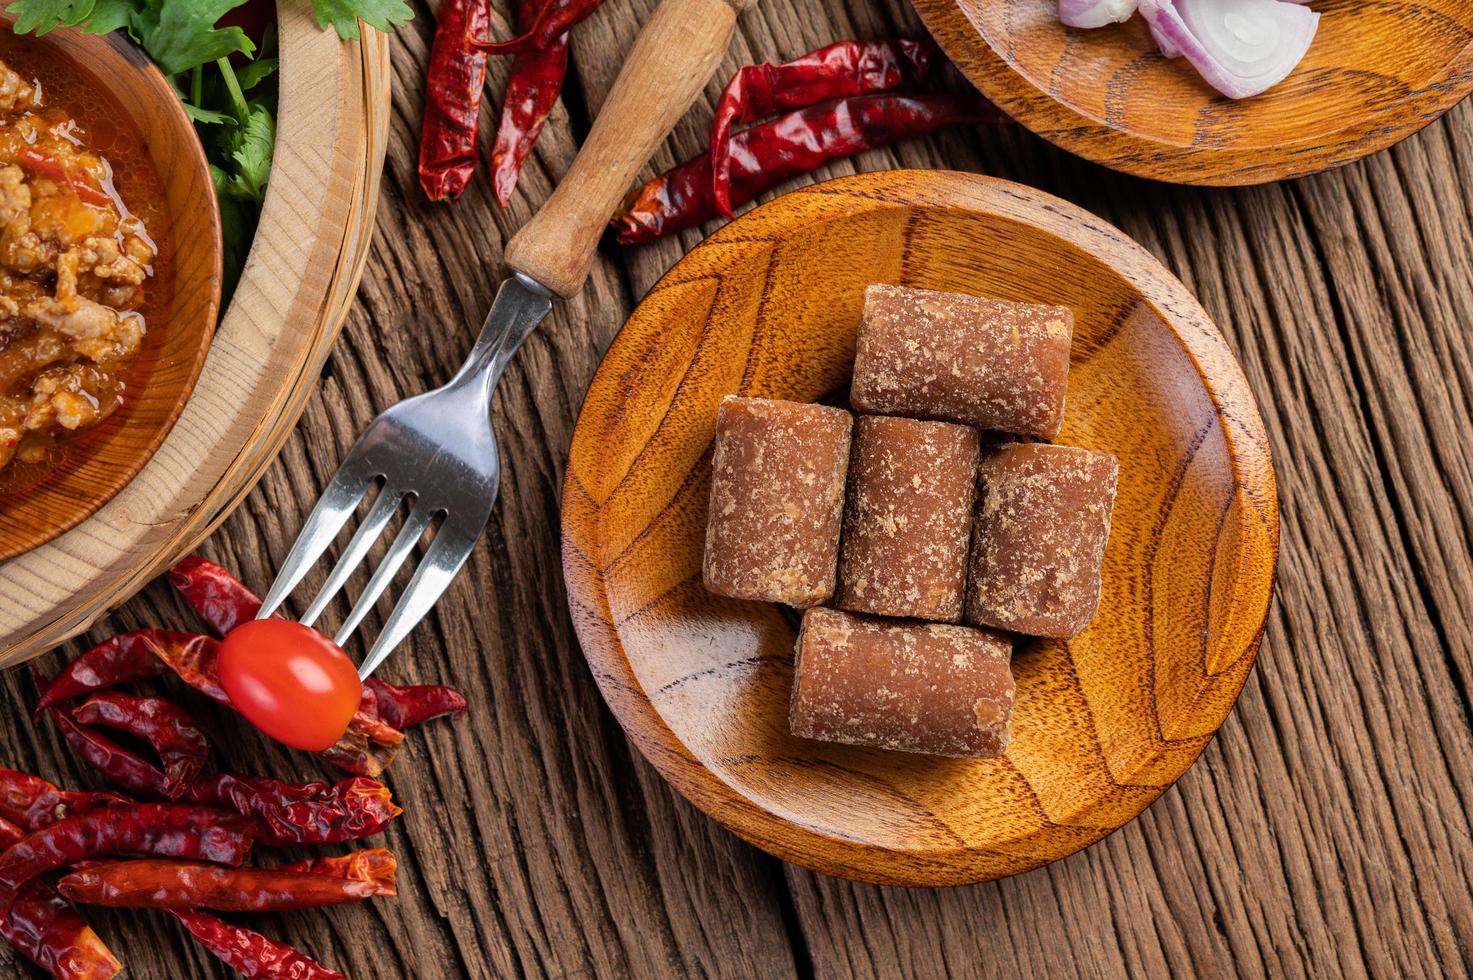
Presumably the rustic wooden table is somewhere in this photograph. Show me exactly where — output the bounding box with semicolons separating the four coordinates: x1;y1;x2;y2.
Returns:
4;0;1471;976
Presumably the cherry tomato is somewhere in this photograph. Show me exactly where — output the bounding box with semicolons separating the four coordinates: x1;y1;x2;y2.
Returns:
217;620;362;752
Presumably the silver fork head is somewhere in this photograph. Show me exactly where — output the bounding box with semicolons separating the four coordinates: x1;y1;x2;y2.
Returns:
257;275;553;678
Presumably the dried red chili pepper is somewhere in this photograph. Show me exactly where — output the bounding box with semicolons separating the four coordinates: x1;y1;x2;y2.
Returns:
612;94;1000;244
317;718;403;777
33;630;186;717
72;694;209;799
709;39;934;218
0;817;122;979
0;804;253;899
60;857;397;911
167;910;344;980
360;677;469;729
140;631;230;704
188;774;401;847
49;709;399;846
470;0;601;54
0;768;129;832
489;0;569;206
418;0;493;201
276;847;396;887
48;707;171;800
168;556;268;635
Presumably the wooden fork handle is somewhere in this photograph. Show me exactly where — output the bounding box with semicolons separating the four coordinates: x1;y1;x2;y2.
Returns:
504;0;755;297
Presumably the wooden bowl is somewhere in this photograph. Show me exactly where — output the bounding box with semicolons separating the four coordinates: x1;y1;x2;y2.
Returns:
0;20;221;559
0;7;388;661
562;170;1279;886
912;0;1473;184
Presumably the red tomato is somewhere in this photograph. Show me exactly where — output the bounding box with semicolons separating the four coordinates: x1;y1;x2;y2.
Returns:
217;619;362;752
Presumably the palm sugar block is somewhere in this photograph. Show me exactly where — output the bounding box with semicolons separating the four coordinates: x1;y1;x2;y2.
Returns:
703;396;853;607
836;415;980;622
789;608;1015;758
965;443;1120;638
850;284;1073;438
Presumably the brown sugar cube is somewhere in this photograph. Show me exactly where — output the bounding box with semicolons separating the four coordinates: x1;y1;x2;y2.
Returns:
703;396;854;607
836;416;980;622
964;443;1120;638
850;284;1073;438
789;608;1015;758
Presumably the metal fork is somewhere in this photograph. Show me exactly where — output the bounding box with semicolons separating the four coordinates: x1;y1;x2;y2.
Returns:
256;275;551;678
255;0;754;678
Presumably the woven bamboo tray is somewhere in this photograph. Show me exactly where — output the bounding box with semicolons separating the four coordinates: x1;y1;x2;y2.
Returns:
0;6;391;664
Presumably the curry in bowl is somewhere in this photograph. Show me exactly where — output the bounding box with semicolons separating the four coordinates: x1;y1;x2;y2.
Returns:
0;43;166;486
0;20;218;563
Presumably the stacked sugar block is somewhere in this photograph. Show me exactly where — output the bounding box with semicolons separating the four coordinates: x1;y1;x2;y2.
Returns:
703;284;1119;759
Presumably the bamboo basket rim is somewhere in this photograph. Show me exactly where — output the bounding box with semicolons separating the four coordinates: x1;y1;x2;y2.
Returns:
0;9;392;663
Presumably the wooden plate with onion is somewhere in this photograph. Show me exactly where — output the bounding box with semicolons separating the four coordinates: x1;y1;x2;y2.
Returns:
562;170;1279;886
0;6;390;663
912;0;1473;184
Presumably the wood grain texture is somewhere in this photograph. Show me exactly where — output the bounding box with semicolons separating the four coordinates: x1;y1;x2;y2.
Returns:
0;8;390;660
3;0;1473;973
0;19;221;561
913;0;1473;185
504;0;750;295
562;169;1278;885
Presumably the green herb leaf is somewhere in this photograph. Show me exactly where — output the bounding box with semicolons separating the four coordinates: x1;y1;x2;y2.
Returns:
235;54;275;90
181;101;233;124
79;0;137;33
308;0;410;41
211;162;251;297
5;0;98;35
132;0;253;75
216;99;272;200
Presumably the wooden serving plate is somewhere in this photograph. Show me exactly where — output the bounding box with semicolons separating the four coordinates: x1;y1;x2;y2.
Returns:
0;19;222;562
912;0;1473;184
0;5;390;662
563;170;1279;885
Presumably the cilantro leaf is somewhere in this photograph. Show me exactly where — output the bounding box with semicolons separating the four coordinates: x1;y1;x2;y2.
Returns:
182;101;233;124
211;163;251;297
80;0;138;33
216;100;272;200
132;0;252;75
308;0;410;41
235;54;276;90
5;0;98;35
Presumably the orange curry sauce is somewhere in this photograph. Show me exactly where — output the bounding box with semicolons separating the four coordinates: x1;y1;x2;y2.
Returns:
0;36;171;495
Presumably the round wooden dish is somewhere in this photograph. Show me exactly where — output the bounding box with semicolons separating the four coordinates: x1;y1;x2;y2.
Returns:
0;4;390;663
563;170;1279;886
0;20;221;560
912;0;1473;184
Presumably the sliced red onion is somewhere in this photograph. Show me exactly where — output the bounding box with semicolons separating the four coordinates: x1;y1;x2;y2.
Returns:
1138;0;1318;99
1060;0;1138;29
1150;21;1183;57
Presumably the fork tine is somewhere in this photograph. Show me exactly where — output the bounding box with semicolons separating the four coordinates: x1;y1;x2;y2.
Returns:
357;521;478;679
333;502;434;647
298;484;403;629
257;465;374;620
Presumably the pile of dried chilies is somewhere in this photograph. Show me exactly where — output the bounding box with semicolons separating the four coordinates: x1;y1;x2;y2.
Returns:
417;4;1007;239
0;556;469;978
